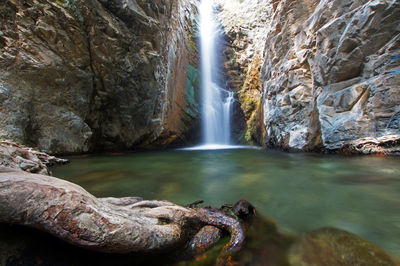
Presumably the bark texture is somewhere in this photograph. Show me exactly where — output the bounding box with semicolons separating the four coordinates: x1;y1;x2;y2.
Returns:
0;167;244;256
0;141;68;175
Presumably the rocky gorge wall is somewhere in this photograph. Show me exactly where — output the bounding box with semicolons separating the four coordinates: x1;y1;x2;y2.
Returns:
0;0;200;154
1;0;399;154
216;0;271;145
218;0;400;152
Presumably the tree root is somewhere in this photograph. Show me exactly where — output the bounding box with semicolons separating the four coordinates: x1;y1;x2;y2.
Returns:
0;167;250;259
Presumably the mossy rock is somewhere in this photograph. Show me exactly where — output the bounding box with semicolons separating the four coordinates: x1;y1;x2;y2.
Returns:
288;227;398;266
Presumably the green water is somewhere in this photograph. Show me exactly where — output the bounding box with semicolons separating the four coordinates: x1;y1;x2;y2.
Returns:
51;148;400;256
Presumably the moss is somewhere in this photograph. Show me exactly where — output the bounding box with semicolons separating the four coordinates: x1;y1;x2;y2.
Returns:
187;31;198;53
185;64;200;118
244;125;254;143
244;99;265;146
189;38;197;52
233;55;264;145
237;133;248;145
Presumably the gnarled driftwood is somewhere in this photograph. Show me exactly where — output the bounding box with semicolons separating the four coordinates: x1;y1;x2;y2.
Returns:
0;141;68;175
0;167;245;258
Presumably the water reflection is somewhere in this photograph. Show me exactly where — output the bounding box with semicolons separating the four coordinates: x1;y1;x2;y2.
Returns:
52;149;400;256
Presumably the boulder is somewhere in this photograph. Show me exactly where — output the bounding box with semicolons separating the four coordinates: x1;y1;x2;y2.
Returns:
288;227;397;266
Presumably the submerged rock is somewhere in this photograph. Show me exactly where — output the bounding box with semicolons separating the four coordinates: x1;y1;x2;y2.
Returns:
288;227;397;266
0;0;200;154
186;216;399;266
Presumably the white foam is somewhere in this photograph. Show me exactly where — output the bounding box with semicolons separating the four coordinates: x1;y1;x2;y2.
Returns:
178;145;260;151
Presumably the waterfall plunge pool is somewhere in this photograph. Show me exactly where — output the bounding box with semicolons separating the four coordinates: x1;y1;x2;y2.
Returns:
51;148;400;257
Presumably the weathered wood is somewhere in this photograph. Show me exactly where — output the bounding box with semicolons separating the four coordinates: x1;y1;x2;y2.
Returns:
0;167;245;256
0;141;68;175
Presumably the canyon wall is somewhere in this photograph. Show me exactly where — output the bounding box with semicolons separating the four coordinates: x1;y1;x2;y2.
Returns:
219;0;400;152
2;0;399;154
0;0;200;154
262;0;400;151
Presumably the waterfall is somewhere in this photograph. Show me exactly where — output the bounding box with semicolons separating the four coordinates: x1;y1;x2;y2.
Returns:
199;0;233;146
223;90;234;143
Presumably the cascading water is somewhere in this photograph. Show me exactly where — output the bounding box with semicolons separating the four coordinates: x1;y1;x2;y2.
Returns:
223;90;234;143
199;0;234;147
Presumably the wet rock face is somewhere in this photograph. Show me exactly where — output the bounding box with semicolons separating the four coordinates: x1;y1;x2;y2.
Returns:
261;0;400;151
0;0;200;154
216;0;271;145
218;0;400;152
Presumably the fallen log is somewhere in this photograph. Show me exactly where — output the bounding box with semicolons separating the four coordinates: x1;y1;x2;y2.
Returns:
0;167;245;258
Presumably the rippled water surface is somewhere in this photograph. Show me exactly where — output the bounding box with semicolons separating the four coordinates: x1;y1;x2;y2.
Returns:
51;148;400;256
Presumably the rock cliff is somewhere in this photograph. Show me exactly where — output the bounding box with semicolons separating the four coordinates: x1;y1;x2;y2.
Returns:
218;0;400;152
0;0;200;154
2;0;399;154
262;0;400;152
